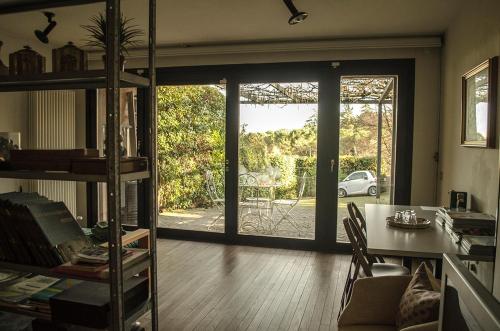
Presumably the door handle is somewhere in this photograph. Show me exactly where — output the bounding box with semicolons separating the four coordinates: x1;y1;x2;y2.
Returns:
330;159;336;173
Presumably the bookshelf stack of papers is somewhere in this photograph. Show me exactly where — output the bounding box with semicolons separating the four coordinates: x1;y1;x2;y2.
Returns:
461;235;496;256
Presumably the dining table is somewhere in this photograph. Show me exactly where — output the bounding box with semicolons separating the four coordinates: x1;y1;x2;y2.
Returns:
364;204;468;275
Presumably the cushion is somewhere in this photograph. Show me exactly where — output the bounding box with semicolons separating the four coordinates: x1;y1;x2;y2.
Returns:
395;263;440;330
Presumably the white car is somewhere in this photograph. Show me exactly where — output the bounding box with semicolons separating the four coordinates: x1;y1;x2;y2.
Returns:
338;170;377;198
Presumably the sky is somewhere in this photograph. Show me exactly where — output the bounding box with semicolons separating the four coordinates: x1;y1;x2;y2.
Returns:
240;103;317;133
240;103;372;133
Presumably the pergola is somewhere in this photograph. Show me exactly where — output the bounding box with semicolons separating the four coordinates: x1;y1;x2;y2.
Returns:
238;77;395;105
237;77;396;202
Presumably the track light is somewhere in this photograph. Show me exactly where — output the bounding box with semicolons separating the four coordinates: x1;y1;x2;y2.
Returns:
282;0;308;25
35;12;57;44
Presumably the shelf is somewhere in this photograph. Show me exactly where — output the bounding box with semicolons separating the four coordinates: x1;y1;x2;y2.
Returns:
0;1;105;14
0;70;150;92
0;170;150;182
0;255;150;284
125;299;151;329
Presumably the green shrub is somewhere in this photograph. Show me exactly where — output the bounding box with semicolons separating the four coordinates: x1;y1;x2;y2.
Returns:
270;155;297;199
295;157;317;197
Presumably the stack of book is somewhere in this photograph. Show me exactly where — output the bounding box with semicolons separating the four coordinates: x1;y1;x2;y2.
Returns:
0;192;89;267
54;248;148;279
461;235;496;256
436;208;496;256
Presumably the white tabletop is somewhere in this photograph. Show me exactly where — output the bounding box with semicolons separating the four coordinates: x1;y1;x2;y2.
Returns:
365;204;466;259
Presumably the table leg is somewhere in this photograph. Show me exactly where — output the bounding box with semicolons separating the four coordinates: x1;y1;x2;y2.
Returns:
403;256;412;272
435;259;443;278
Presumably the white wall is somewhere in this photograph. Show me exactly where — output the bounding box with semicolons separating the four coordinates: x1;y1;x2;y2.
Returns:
116;41;442;206
438;0;500;215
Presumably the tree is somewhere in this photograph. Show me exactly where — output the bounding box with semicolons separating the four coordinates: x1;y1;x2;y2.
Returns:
157;85;225;210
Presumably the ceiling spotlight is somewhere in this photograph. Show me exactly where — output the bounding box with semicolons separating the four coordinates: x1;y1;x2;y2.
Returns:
35;12;57;44
282;0;308;25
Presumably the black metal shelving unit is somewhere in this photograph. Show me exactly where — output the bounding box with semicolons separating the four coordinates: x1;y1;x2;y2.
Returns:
0;1;158;330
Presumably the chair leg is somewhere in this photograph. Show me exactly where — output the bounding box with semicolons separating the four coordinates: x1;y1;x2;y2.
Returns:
207;212;224;230
272;204;304;236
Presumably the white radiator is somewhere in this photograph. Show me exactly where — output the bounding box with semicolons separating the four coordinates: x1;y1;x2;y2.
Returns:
27;90;77;216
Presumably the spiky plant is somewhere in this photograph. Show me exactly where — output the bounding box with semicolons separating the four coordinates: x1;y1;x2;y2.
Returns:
81;12;143;55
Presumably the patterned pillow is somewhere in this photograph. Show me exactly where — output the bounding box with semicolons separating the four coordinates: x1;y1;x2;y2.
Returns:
395;262;441;330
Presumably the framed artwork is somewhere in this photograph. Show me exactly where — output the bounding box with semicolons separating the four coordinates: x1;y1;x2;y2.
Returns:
461;56;498;148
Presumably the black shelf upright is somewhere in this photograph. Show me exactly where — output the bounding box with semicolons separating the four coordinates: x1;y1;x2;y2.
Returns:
0;1;158;330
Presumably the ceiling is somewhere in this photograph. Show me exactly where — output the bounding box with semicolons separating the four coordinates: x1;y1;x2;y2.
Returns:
0;0;463;49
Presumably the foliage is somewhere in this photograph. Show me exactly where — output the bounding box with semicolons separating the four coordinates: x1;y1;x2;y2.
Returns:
339;155;377;180
295;157;317;197
270;155;297;199
81;12;143;54
157;87;394;211
157;85;225;210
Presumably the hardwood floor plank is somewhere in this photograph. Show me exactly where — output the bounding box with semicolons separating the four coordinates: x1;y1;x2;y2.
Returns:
142;239;351;331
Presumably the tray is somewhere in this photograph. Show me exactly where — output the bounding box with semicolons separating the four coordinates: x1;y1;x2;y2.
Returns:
10;149;99;171
386;216;431;229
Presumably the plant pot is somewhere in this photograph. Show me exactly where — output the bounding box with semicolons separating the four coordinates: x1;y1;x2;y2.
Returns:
102;54;126;71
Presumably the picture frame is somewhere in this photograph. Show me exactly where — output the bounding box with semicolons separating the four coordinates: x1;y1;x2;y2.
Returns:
461;56;498;148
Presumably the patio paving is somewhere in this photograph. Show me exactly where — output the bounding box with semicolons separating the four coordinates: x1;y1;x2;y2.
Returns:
158;193;390;242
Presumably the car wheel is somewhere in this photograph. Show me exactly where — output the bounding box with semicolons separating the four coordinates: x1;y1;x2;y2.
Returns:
368;186;377;196
338;188;347;198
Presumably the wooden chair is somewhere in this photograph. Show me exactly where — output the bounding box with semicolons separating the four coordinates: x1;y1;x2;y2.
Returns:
339;217;409;316
347;202;385;263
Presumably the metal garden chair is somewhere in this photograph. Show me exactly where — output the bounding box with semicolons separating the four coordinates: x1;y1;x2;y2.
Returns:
205;170;224;230
238;173;272;233
271;173;308;236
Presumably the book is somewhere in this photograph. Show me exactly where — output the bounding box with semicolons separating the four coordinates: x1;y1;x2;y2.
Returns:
30;278;82;303
0;193;88;267
53;248;148;279
461;235;496;256
71;246;130;265
0;275;59;303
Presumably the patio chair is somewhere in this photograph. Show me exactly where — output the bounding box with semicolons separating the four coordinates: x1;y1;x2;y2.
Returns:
271;173;308;236
239;173;272;233
347;202;385;263
338;217;409;316
205;170;224;229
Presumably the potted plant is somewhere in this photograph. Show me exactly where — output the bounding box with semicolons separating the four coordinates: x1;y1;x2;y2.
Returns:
81;13;143;70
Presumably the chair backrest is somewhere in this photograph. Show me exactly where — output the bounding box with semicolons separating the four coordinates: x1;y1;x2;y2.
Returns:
297;173;307;200
238;173;261;203
343;217;373;277
347;202;366;233
205;170;221;201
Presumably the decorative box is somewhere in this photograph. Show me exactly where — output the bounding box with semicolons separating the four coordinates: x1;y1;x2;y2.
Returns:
52;42;87;73
9;46;46;75
71;157;149;174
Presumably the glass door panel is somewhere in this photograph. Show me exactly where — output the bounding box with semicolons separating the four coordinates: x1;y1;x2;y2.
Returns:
336;76;396;243
238;82;318;240
157;84;226;233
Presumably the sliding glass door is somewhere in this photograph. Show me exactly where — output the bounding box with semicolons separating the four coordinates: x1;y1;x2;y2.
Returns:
336;76;397;243
237;82;318;240
156;84;226;233
153;60;415;250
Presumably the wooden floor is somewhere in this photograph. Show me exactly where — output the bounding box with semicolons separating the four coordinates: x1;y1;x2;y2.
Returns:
141;239;351;331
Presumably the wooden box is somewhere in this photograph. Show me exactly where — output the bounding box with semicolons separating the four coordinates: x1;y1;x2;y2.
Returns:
10;149;99;171
9;46;46;75
71;157;148;175
52;42;87;73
